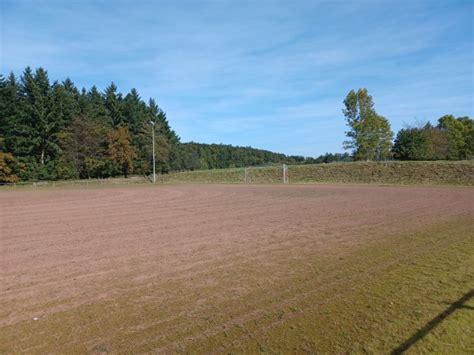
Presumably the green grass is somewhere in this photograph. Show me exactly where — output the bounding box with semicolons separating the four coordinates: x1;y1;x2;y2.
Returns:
184;217;474;353
2;161;473;189
158;161;474;186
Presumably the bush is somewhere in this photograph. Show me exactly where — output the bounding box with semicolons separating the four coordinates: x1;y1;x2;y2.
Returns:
0;152;23;183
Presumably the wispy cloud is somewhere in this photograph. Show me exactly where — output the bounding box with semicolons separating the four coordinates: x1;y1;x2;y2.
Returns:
1;0;472;156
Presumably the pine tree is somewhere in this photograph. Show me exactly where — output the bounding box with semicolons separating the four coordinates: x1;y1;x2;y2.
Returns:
0;73;20;152
123;88;146;134
84;86;109;125
104;82;124;127
20;67;54;166
60;78;81;123
59;114;108;178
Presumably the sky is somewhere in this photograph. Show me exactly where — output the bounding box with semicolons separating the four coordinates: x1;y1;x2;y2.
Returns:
1;0;473;157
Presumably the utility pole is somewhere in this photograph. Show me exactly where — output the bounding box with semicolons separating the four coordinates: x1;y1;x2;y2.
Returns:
150;121;156;184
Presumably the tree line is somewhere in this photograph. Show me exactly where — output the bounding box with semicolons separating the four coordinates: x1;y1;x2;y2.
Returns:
342;88;473;161
179;143;351;170
0;68;184;182
0;68;472;183
0;67;312;182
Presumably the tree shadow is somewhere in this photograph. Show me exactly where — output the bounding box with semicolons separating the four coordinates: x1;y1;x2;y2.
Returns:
391;289;474;354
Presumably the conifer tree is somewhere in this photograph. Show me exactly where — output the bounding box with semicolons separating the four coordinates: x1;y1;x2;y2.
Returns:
104;82;124;127
20;67;65;166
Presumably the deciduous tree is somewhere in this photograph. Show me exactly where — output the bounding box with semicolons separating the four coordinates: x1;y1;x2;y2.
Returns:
0;152;22;183
342;89;393;160
107;127;136;177
437;115;473;159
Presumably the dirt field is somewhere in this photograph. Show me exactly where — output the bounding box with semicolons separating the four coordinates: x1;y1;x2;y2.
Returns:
1;184;473;353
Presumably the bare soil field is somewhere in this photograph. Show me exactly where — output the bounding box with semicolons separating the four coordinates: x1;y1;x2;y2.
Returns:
0;184;473;353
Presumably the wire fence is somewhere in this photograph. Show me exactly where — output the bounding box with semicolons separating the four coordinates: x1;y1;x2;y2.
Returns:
0;176;151;189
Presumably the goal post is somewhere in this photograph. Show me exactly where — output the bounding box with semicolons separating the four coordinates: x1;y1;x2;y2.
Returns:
283;164;289;184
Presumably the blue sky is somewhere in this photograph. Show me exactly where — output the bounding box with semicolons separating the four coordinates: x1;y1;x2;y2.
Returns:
1;0;473;157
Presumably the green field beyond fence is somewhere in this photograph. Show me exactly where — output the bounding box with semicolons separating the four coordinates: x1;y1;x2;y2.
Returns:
157;161;474;186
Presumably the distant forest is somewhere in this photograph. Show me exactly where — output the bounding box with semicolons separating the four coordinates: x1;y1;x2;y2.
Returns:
0;67;472;182
181;143;351;170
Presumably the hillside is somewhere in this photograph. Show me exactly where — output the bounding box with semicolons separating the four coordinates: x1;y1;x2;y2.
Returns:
157;161;474;186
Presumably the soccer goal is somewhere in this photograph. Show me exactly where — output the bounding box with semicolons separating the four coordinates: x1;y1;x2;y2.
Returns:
243;164;289;184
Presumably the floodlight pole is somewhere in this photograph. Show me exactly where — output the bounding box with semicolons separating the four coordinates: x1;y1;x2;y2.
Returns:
150;121;156;184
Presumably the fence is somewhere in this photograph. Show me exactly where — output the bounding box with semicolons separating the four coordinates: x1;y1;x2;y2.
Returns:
0;176;151;189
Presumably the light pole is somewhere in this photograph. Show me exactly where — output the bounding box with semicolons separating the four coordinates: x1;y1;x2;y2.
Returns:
150;120;156;184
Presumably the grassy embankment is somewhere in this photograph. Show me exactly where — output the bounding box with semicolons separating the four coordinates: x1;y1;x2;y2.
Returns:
157;161;474;186
2;161;473;189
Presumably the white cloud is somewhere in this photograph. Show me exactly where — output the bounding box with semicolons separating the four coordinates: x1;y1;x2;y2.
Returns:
1;0;472;156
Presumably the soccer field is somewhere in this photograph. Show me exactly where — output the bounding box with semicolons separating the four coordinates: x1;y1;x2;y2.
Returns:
1;184;473;353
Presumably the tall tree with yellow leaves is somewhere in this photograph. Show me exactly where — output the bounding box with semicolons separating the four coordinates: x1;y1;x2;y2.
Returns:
107;127;136;177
